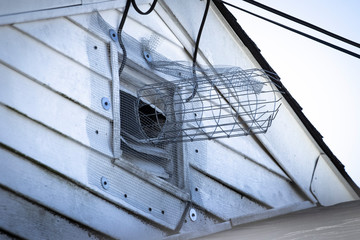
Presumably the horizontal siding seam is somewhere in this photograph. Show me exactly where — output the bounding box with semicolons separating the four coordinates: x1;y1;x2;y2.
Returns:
0;184;115;240
10;24;113;81
0;103;114;159
0;60;112;121
189;164;272;209
213;138;291;181
0;226;25;240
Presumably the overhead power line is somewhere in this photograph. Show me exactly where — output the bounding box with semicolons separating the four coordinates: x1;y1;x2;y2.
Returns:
240;0;360;49
219;1;360;59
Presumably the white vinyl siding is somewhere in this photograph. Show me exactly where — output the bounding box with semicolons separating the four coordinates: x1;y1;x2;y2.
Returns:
0;0;81;16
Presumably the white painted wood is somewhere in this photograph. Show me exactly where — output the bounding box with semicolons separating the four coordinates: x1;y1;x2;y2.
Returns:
189;140;307;208
125;6;184;49
155;2;194;57
82;0;114;4
0;63;113;157
0;1;151;26
77;8;122;31
161;0;259;69
189;168;267;220
0;105;186;230
69;10;189;64
0;187;106;240
215;137;290;180
74;7;184;50
257;106;321;202
0;0;81;16
0;26;112;119
0;104;89;185
114;159;190;201
0;147;167;240
311;154;359;206
0;102;95;186
155;1;207;65
123;19;189;63
14;17;112;80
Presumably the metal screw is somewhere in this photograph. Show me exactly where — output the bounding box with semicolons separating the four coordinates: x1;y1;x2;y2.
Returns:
101;97;111;110
143;51;152;62
101;176;109;190
109;29;118;42
189;208;197;222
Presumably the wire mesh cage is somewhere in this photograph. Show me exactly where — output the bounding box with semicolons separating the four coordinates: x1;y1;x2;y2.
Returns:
136;68;281;143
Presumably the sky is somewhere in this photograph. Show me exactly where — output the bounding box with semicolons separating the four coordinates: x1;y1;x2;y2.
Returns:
226;0;360;186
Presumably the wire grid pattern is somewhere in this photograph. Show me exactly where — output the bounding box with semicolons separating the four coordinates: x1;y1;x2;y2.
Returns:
136;67;281;143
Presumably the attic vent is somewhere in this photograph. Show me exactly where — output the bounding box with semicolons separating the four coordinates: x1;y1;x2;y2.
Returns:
120;90;184;187
138;99;166;139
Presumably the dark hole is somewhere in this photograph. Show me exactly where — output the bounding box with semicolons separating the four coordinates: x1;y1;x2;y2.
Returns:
103;181;107;185
95;130;99;134
195;187;198;192
194;113;197;117
139;104;166;138
146;54;150;58
105;101;108;106
192;213;195;217
161;210;165;214
124;194;128;198
149;208;152;212
112;33;116;37
184;219;187;223
195;149;198;153
94;46;98;50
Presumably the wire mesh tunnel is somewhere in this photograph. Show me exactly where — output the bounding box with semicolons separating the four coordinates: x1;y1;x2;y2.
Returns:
135;68;281;143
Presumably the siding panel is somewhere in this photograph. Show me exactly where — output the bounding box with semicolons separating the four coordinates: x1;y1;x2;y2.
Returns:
0;187;108;240
0;0;81;16
14;17;112;80
188;140;306;208
0;104;186;230
189;168;267;220
0;63;112;157
0;26;112;119
0;146;167;240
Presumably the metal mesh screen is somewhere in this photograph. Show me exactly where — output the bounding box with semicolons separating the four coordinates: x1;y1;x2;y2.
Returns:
120;90;185;187
136;67;281;143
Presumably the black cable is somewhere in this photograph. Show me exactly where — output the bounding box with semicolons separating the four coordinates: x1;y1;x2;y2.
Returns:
118;0;158;81
240;0;360;49
188;0;211;102
221;1;360;59
193;0;211;64
117;0;132;81
131;0;158;15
